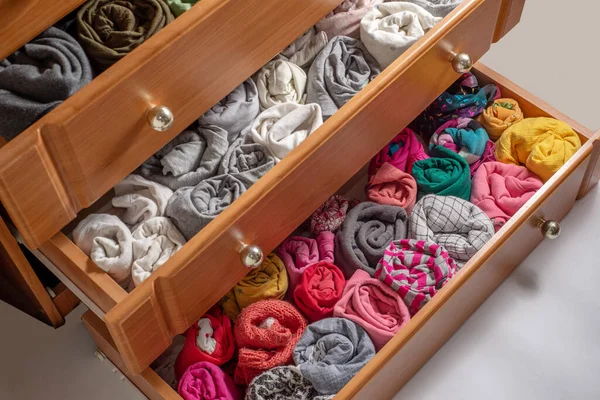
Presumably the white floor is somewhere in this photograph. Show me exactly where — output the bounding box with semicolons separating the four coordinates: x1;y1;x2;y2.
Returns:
2;0;600;399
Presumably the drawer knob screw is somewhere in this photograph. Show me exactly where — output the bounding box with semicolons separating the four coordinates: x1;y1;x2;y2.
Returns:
451;53;473;73
537;218;560;239
239;244;264;268
147;105;174;131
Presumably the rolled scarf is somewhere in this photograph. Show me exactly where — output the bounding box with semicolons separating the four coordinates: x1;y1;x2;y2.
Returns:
360;2;441;68
255;60;307;109
315;0;384;39
307;195;360;236
174;306;235;380
234;299;306;386
374;239;457;315
412;145;471;200
73;214;133;287
246;366;334;400
307;36;381;120
494;117;582;182
0;27;93;141
166;174;246;240
277;231;335;291
471;162;543;231
131;217;186;287
334;269;410;350
166;0;198;16
409;194;495;268
477;98;523;140
218;138;275;188
469;140;496;177
140;126;229;191
280;28;329;69
401;0;464;17
112;174;173;227
293;261;346;322
429;118;490;165
366;162;418;212
248;103;323;162
335;202;408;278
198;79;260;142
178;362;240;400
151;335;185;389
220;254;288;320
77;0;174;70
293;318;375;395
368;128;429;176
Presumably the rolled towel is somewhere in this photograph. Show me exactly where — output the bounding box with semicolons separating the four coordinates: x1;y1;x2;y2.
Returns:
335;202;408;278
220;254;288;320
293;261;346;322
166;0;198;16
293;318;375;395
112;174;173;227
248;103;323;162
366;162;418;212
315;0;384;39
429;118;490;165
469;140;496;177
477;98;524;140
218;138;275;188
307;36;381;120
255;60;307;109
246;366;334;400
0;27;93;141
369;128;428;176
360;2;441;68
178;361;240;400
412;145;471;200
401;0;464;17
280;28;329;69
131;217;186;287
307;195;359;236
409;194;495;268
166;174;246;240
73;214;133;287
198;79;260;142
471;162;543;231
151;335;185;390
234;299;306;386
375;239;457;315
494;117;582;182
140;126;230;191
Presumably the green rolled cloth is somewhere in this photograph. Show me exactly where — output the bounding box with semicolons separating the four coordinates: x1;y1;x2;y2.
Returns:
167;0;199;16
77;0;174;71
412;145;471;200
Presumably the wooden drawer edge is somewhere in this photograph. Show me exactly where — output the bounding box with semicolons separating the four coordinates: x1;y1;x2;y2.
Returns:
493;0;526;42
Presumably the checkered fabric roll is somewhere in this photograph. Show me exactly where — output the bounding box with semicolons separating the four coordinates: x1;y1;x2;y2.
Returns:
409;195;495;268
374;239;457;315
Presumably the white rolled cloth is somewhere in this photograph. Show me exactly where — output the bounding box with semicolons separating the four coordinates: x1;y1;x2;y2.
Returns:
111;174;173;227
360;2;441;68
280;28;329;69
255;60;307;109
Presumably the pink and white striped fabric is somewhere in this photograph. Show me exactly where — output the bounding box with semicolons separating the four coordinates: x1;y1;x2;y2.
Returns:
374;239;457;315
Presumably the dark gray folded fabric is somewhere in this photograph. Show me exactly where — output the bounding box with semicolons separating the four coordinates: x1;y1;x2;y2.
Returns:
335;202;408;278
139;125;229;190
403;0;464;17
0;27;93;140
166;174;246;239
306;36;380;120
218;138;275;188
293;318;375;395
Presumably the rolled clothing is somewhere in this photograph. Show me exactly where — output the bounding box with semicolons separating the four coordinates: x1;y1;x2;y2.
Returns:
401;0;464;17
293;261;346;322
429;118;490;165
112;174;173;227
234;299;306;386
255;60;307;109
471;162;543;231
494;117;581;182
333;269;410;350
218;138;275;188
307;36;381;120
246;366;334;400
368;128;429;176
166;174;246;240
0;27;93;141
409;194;495;268
307;195;360;236
477;98;523;140
293;317;375;395
178;361;240;400
73;214;133;287
139;126;229;191
315;0;384;39
412;145;471;200
280;28;329;69
375;239;457;315
151;335;185;390
469;140;496;177
166;0;198;16
366;162;418;212
335;202;408;278
220;253;288;320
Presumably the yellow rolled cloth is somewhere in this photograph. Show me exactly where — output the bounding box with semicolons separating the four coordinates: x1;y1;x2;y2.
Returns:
478;98;524;140
495;117;581;182
220;253;288;320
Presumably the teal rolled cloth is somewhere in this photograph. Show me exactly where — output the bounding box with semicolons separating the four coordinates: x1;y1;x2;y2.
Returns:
412;145;471;200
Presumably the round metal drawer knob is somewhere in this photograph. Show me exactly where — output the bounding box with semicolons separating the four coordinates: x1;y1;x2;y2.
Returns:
146;105;174;132
451;53;473;73
537;218;561;240
239;244;263;268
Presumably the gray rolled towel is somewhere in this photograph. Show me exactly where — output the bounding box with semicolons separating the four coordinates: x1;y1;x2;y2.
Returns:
403;0;464;17
139;125;229;190
166;174;246;239
279;28;329;70
0;27;93;141
246;366;334;400
306;36;381;120
335;202;408;277
293;318;375;395
218;138;275;188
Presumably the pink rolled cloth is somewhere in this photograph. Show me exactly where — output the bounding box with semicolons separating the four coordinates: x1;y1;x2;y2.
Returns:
469;140;496;177
369;128;429;177
471;161;543;231
366;162;417;212
178;362;240;400
333;269;410;350
315;0;384;39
